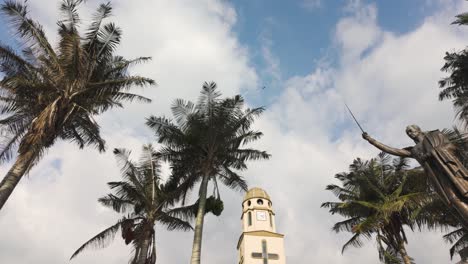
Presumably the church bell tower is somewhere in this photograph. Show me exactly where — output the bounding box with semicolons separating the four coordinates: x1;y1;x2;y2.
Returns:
237;187;286;264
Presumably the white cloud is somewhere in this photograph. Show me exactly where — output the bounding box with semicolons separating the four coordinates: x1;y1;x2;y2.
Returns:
248;0;468;263
259;17;282;91
0;0;257;263
1;0;468;263
335;1;381;63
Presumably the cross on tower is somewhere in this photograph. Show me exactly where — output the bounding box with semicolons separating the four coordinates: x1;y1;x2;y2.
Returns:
251;240;279;263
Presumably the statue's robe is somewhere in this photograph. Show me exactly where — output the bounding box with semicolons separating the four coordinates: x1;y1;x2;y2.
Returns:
420;130;468;199
414;130;468;224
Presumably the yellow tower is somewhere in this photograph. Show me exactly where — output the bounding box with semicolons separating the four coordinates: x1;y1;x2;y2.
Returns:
237;187;286;264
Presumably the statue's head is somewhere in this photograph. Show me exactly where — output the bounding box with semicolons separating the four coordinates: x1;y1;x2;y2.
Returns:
406;125;422;140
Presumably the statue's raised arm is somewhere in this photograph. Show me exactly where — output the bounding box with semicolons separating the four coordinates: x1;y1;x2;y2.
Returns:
362;132;412;158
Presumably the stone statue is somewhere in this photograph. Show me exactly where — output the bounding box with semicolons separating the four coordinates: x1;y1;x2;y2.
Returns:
362;125;468;227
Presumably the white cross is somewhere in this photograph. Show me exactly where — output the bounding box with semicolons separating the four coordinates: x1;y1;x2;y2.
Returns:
251;240;279;263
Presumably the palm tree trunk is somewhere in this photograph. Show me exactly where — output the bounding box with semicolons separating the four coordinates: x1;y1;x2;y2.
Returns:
398;242;412;264
136;228;152;264
0;147;38;210
152;233;157;264
190;174;210;264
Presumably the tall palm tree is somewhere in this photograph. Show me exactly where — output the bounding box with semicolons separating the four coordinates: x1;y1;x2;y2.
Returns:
439;10;468;127
146;82;270;264
322;153;428;264
0;0;154;209
70;145;192;264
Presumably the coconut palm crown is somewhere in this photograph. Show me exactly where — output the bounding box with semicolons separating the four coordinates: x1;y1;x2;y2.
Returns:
146;82;270;264
322;153;429;264
439;10;468;127
70;145;192;264
0;0;154;209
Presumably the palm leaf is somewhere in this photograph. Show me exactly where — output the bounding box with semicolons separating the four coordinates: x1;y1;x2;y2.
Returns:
70;220;122;260
1;1;59;67
156;213;193;231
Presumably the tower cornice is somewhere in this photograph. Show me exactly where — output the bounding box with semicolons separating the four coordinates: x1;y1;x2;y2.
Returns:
237;231;285;249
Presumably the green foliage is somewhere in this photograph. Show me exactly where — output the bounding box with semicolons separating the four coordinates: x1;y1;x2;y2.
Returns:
70;145;192;263
439;6;468;127
444;228;468;259
0;0;154;164
322;153;427;263
146;81;270;207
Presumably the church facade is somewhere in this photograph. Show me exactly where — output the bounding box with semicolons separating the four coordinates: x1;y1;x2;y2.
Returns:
237;187;286;264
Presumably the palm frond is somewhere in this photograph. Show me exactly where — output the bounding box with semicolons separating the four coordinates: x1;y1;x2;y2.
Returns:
165;203;198;221
98;194;134;213
70;220;122;260
452;12;468;25
156;213;193;231
171;98;195;128
84;1;112;53
112;148;146;193
96;22;121;59
59;0;83;30
342;233;368;253
217;166;248;192
1;1;59;67
332;217;362;233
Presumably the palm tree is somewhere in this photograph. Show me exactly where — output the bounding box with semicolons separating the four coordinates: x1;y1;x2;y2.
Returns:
322;153;428;264
70;145;192;264
0;0;154;209
146;82;270;264
439;11;468;127
444;227;468;261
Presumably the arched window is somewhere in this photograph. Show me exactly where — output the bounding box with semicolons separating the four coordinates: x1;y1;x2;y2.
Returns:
269;213;273;227
248;212;252;226
257;199;263;205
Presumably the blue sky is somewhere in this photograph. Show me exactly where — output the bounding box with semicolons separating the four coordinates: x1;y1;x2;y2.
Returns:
230;0;440;92
0;0;440;101
222;0;451;137
0;0;448;106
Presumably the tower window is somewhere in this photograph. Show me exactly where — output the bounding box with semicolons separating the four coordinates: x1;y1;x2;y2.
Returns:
269;213;273;227
247;200;251;206
248;212;252;226
257;199;264;205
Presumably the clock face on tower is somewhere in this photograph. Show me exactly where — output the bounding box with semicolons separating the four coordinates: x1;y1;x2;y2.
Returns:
256;211;267;221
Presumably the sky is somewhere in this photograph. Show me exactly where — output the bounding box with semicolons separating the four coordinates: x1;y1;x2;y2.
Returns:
0;0;467;263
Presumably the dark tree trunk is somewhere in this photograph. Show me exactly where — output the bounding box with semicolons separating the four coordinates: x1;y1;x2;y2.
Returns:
136;228;152;264
0;147;38;210
398;242;412;264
